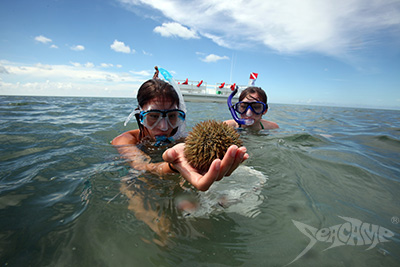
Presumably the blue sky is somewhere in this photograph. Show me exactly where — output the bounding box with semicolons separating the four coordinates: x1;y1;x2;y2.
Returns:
1;0;400;109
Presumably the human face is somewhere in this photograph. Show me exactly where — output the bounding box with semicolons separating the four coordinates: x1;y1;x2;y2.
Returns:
140;99;182;138
238;93;267;125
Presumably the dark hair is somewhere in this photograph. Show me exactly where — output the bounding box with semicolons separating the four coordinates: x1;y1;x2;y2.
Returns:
137;79;179;108
239;87;267;104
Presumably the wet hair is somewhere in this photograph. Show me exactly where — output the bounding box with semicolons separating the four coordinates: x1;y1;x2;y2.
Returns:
239;87;267;104
137;79;179;109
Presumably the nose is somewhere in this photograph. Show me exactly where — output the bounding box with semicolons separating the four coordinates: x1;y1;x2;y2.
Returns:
246;107;253;117
157;117;169;131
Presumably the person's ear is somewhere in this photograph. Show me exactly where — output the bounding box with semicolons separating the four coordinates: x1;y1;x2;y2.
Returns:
263;105;268;115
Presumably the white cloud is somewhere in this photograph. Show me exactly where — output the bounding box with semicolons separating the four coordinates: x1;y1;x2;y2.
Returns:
35;35;52;44
35;63;52;70
154;22;199;39
70;62;81;67
119;0;400;58
110;40;134;53
34;35;60;49
0;61;147;97
201;54;229;63
130;70;152;76
2;61;145;83
202;33;230;48
100;63;114;68
85;62;94;68
0;79;140;98
71;45;85;51
142;50;153;56
0;65;9;74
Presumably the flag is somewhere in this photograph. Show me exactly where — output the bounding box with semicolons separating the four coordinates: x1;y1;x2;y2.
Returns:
248;72;258;86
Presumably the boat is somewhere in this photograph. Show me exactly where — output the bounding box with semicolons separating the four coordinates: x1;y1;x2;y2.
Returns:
176;79;248;103
176;72;258;103
158;67;258;103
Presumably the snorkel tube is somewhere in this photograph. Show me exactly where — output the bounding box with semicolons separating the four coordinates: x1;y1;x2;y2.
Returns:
227;88;254;126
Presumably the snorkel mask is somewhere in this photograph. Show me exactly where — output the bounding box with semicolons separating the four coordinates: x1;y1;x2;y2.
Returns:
227;88;254;126
138;108;185;130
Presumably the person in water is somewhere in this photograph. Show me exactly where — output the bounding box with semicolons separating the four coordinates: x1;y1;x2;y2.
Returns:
112;74;249;192
225;86;279;130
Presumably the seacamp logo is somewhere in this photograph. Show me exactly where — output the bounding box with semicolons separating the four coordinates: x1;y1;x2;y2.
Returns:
287;216;394;265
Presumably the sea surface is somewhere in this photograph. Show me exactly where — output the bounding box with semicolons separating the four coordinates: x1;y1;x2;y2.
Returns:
0;95;399;266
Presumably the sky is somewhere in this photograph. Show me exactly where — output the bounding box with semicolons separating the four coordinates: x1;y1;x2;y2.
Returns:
1;0;400;109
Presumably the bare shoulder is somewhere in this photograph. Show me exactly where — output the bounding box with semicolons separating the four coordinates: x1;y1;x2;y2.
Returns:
224;120;238;128
262;120;279;130
111;129;140;146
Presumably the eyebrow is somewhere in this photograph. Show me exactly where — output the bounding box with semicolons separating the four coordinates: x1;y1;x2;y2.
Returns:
244;97;261;102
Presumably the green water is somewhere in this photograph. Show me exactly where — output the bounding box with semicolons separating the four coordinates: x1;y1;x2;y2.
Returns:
0;96;399;266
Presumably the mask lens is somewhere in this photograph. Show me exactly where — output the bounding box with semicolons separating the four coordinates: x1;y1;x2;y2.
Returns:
235;102;249;114
251;103;265;114
140;109;185;129
234;101;266;115
166;110;184;128
142;111;162;128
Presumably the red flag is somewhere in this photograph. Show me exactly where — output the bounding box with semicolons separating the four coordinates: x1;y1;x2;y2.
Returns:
248;72;258;85
249;72;258;80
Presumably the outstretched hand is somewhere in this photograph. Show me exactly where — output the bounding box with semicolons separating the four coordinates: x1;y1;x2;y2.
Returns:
162;143;249;191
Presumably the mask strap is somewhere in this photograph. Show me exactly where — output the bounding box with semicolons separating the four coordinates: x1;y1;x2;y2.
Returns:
124;108;140;126
158;67;187;139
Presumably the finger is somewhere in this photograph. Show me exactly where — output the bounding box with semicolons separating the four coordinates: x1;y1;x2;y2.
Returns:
195;159;221;191
242;152;249;162
239;146;249;164
238;146;248;163
225;147;247;177
162;147;177;163
216;145;238;180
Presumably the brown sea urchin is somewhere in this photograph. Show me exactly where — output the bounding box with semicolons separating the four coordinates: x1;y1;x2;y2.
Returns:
184;120;242;173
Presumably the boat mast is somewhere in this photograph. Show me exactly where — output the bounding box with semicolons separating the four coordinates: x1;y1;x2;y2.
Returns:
230;52;235;84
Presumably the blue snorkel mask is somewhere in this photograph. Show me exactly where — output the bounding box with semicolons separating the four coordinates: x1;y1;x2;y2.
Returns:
227;88;254;126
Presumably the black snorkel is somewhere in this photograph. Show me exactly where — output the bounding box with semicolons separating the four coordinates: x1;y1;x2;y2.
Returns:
227;88;254;126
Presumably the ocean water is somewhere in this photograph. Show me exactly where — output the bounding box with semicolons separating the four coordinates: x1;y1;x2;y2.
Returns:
0;95;399;266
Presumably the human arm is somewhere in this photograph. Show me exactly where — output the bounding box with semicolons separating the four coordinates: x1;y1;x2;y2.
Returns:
112;130;176;175
162;143;249;191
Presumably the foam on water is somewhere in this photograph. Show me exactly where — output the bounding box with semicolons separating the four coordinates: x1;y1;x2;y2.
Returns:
182;166;268;218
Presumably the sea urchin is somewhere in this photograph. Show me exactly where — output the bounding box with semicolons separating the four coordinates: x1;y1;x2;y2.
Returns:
184;120;242;173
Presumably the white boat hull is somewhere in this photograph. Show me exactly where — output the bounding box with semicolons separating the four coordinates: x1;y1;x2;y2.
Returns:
177;79;245;103
182;93;238;103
